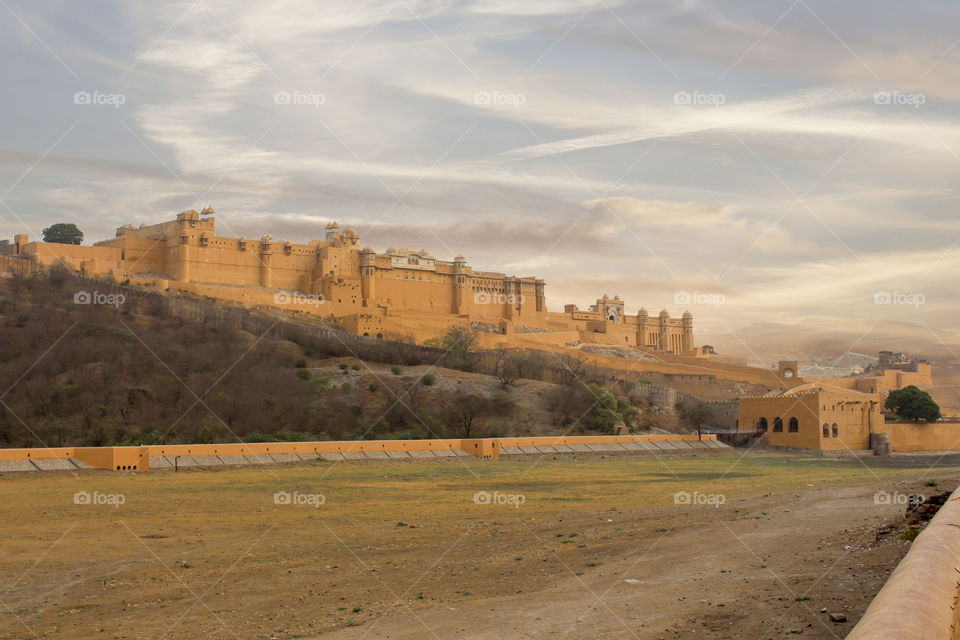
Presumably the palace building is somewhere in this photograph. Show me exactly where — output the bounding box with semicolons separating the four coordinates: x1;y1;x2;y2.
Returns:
8;208;698;353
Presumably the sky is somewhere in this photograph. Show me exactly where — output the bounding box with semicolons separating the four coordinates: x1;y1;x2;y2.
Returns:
1;0;959;344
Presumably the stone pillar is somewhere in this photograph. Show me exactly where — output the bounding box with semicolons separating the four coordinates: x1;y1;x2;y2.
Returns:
259;240;272;288
453;256;467;315
682;311;694;355
360;248;375;307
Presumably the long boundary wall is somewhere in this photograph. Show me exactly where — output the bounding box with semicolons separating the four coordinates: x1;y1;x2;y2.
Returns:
0;434;721;472
847;486;960;640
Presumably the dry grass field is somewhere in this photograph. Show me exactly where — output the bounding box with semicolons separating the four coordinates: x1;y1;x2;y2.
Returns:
1;453;956;639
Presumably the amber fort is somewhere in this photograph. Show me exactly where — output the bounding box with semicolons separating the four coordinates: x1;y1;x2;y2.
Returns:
3;207;699;351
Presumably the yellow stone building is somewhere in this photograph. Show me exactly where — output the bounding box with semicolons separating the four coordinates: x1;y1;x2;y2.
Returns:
737;363;953;453
11;209;697;352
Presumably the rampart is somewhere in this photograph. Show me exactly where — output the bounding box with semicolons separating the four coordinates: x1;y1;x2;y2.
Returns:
846;485;960;639
0;434;722;472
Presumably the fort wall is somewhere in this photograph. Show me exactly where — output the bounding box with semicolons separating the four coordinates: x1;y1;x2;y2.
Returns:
846;484;960;640
12;209;696;351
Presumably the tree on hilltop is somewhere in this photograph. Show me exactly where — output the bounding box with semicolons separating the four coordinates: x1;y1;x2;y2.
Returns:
41;223;84;245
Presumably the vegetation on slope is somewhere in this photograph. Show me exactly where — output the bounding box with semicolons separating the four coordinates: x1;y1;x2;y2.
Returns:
0;268;664;447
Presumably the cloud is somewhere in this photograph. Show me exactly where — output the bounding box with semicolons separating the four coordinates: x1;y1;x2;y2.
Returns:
585;197;731;227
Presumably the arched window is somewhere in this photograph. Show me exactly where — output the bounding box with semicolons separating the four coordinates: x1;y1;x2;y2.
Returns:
788;417;799;433
773;417;783;432
832;423;839;437
823;423;829;437
758;417;768;433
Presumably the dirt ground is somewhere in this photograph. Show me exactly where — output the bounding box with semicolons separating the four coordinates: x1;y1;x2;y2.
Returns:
0;453;955;640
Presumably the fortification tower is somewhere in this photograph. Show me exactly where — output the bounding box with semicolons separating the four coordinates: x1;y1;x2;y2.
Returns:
360;246;376;307
259;236;272;288
637;307;649;347
659;309;671;351
682;310;694;354
453;254;467;315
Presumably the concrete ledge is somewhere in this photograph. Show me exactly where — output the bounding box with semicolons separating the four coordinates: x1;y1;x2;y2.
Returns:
650;441;677;450
568;444;592;452
31;458;79;471
242;454;273;465
150;456;174;468
216;455;248;465
296;453;320;461
341;452;367;460
320;452;346;461
847;487;960;640
553;444;576;453
268;453;302;464
384;451;411;459
0;459;38;472
364;450;391;459
408;450;437;458
587;444;620;452
534;445;559;454
192;455;225;466
433;450;456;457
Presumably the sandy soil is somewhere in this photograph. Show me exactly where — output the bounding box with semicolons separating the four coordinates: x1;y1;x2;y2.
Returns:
0;454;954;640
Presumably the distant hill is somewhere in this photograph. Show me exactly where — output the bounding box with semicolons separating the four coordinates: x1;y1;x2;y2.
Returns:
700;318;960;368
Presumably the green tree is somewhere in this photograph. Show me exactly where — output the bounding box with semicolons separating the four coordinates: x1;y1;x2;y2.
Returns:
702;345;716;354
41;223;84;245
885;385;940;422
675;400;714;440
582;383;622;433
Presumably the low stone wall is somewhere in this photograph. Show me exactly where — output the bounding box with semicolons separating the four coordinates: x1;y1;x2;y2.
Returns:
846;485;960;639
0;434;723;472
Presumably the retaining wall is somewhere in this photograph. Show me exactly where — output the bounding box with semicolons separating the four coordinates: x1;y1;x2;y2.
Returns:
846;485;960;640
0;434;721;472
